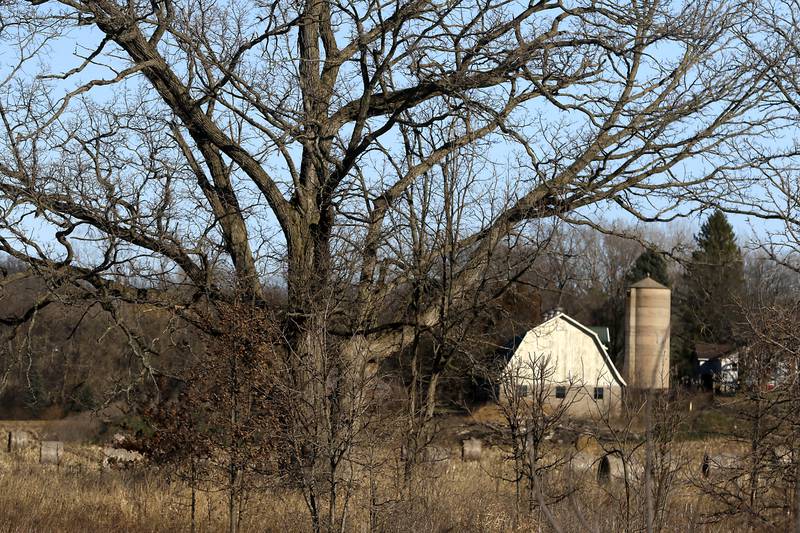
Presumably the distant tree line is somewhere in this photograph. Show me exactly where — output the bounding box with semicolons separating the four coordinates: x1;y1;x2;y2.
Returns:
0;209;782;418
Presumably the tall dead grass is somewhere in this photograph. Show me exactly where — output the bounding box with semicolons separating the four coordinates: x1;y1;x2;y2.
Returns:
0;444;767;532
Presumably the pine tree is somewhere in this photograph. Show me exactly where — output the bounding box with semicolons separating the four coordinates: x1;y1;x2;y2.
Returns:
626;250;670;287
681;210;744;345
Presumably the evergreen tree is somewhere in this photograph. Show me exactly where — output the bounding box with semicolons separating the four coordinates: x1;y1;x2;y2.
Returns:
626;250;671;287
681;210;744;345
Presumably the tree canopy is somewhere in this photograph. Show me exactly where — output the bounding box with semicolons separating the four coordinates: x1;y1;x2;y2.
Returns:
627;250;671;288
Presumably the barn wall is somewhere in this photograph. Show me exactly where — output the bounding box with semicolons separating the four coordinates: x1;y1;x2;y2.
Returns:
545;383;623;417
501;382;623;417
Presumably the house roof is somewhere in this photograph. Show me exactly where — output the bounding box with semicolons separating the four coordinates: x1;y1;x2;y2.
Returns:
630;276;669;289
519;312;627;387
694;342;737;360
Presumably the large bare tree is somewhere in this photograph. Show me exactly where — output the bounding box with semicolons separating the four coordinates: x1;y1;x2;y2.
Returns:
0;0;775;371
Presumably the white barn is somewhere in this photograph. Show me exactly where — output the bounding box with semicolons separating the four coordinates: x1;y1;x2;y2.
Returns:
502;311;626;417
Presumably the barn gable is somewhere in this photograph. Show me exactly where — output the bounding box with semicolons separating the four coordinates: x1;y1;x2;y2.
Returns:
506;312;626;388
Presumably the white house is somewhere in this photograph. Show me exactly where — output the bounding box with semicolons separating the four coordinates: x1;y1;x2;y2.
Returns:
696;343;740;394
502;311;626;417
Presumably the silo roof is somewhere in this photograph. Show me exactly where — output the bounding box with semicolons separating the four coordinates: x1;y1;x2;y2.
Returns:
629;276;668;289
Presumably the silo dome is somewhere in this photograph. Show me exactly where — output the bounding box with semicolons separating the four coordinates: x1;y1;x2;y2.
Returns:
623;276;671;390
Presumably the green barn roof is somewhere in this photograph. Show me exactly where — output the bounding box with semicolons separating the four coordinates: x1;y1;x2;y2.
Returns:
588;326;611;347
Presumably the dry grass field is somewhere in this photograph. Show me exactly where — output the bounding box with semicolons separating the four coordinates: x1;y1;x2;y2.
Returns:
0;424;758;533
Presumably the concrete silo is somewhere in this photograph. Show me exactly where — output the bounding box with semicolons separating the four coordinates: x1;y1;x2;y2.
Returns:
623;276;671;390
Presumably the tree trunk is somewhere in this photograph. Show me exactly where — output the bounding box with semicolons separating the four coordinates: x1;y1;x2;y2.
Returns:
190;459;197;533
228;470;238;533
645;393;654;533
795;448;800;533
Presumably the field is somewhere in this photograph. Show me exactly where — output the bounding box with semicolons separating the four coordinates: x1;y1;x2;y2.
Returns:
0;447;702;533
0;409;770;533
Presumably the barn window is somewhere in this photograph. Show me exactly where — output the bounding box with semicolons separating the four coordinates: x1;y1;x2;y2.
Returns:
555;386;566;399
516;384;529;397
594;387;604;400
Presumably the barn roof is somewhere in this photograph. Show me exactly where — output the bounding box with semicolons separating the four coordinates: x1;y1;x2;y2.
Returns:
516;312;627;387
588;326;611;347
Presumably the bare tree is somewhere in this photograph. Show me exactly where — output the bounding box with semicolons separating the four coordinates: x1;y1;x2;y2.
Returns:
695;290;800;531
494;352;577;523
0;0;775;365
145;296;390;533
719;0;800;272
144;303;278;533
